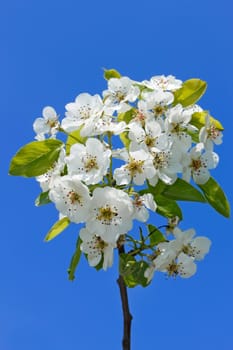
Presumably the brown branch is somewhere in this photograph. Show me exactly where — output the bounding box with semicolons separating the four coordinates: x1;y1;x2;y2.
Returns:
117;246;133;350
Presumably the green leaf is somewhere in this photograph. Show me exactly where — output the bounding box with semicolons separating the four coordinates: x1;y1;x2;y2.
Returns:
44;217;70;242
147;224;166;246
103;68;121;80
186;129;200;143
173;79;207;107
155;194;183;219
68;237;82;281
198;177;230;217
9;139;63;177
191;111;224;131
135;83;154;95
35;191;51;206
149;180;167;195
139;180;166;197
117;110;136;148
161;178;206;202
118;108;136;124
66;127;87;155
119;131;131;149
119;254;149;288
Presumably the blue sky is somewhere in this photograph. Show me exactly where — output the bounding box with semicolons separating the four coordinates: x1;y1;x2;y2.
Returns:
1;1;233;349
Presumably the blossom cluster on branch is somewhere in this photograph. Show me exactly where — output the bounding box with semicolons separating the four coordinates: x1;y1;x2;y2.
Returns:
9;69;230;287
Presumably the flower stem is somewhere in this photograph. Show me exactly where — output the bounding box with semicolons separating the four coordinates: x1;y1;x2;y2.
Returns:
117;246;133;350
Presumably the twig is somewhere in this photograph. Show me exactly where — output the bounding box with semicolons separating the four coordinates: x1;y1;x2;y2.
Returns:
117;246;133;350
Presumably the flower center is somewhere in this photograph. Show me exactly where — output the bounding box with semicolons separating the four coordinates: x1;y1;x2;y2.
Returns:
145;135;155;148
68;191;82;204
84;155;99;172
47;119;58;128
133;195;143;208
126;159;144;176
208;125;220;140
152;152;168;169
95;236;108;250
154;105;165;116
115;91;125;102
167;262;179;277
79;105;92;120
182;245;190;255
191;159;202;171
97;205;118;223
183;244;201;258
171;123;182;133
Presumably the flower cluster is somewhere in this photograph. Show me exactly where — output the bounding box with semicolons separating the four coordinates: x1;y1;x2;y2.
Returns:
23;70;225;283
145;227;211;281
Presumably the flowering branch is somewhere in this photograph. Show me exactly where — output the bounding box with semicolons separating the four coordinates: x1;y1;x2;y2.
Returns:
9;68;230;349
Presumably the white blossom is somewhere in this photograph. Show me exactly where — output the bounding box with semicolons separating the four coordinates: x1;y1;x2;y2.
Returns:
145;227;211;281
199;114;223;151
154;241;180;271
128;120;162;150
113;143;155;186
176;252;197;278
36;148;66;192
49;175;91;223
87;115;127;136
142;75;182;91
86;187;134;243
173;227;211;260
142;89;174;119
66;138;111;185
144;240;179;281
103;77;140;112
182;143;219;184
147;246;197;279
149;144;182;186
165;104;192;128
33;106;59;140
61;93;103;133
132;194;157;222
80;227;115;270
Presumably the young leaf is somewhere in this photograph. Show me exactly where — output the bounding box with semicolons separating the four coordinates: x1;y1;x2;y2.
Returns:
9;139;63;177
147;224;166;246
35;191;51;206
117;109;135;148
66;127;87;155
118;108;136;124
161;178;206;202
119;253;136;276
68;237;82;281
198;177;230;218
123;261;149;288
173;79;207;107
191;111;224;131
186;129;200;143
119;131;130;149
44;217;70;242
103;68;121;80
119;254;149;288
